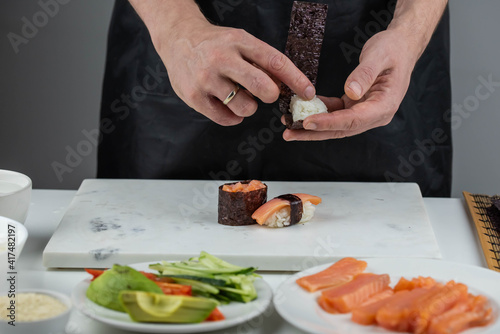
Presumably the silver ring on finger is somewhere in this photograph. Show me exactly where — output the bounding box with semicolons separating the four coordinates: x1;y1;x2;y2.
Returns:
223;84;240;105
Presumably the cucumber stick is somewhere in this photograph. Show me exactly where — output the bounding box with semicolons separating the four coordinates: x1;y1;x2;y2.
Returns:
149;252;259;303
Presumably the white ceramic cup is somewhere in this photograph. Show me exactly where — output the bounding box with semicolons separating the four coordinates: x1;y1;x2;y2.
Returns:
0;170;32;223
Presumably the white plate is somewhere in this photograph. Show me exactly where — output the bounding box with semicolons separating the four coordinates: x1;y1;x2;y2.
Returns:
72;262;273;333
274;258;500;334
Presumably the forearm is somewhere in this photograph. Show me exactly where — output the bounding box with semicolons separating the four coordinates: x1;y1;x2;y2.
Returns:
388;0;448;63
128;0;208;51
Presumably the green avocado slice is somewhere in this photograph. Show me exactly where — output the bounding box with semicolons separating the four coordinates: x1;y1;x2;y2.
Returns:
86;264;163;312
119;291;218;323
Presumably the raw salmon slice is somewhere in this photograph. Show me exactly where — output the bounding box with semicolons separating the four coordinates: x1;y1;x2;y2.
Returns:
252;193;321;225
320;273;391;313
296;257;367;292
427;294;494;334
376;286;438;332
317;295;339;314
222;180;265;192
359;288;394;307
411;281;468;334
394;276;437;292
351;289;398;326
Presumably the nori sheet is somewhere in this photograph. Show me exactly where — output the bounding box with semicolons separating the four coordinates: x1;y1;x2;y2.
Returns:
277;194;303;225
492;198;500;212
218;181;267;226
487;198;500;232
280;1;328;129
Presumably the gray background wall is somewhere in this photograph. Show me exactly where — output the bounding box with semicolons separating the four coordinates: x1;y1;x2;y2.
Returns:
0;1;499;198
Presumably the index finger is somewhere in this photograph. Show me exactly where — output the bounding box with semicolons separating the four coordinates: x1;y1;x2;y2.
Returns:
239;39;315;101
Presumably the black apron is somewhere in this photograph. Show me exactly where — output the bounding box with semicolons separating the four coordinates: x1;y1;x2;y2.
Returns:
98;0;452;197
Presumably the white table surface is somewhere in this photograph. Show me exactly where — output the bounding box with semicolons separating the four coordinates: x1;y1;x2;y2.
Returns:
16;190;486;334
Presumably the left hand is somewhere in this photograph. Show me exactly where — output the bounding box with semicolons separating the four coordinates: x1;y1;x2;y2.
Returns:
283;29;419;141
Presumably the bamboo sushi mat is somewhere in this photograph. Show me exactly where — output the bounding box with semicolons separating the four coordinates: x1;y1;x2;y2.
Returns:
463;191;500;272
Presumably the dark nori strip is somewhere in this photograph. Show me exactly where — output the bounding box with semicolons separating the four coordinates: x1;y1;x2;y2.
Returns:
284;114;304;130
280;1;328;129
218;180;267;226
492;199;500;212
487;199;500;231
277;194;303;226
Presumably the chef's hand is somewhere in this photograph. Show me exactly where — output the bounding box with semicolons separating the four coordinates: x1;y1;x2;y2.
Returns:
132;0;315;126
283;29;417;141
283;0;450;141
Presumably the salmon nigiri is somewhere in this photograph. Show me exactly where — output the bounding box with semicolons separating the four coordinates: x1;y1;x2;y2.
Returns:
251;193;321;228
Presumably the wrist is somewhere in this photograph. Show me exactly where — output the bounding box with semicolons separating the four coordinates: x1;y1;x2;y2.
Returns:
151;16;210;58
387;0;448;64
129;0;210;56
386;18;428;65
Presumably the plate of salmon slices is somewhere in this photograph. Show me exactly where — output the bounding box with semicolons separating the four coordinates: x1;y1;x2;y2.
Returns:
274;258;500;334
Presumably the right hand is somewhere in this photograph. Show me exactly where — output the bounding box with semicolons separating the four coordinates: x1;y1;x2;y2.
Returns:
151;18;316;126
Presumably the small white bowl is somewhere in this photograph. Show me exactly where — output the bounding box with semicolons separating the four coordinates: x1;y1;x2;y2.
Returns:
0;170;32;223
0;289;72;334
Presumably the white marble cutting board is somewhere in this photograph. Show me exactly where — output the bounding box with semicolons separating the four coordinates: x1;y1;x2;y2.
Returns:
43;179;441;270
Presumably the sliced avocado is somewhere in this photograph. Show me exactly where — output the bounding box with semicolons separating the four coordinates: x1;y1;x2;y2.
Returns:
119;291;218;323
86;264;162;312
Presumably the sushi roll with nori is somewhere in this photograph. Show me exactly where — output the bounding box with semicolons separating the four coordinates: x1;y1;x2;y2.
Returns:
251;193;322;228
218;180;267;226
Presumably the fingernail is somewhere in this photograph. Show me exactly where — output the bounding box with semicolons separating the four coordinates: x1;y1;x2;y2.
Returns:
348;81;362;98
283;132;294;141
305;122;317;130
304;86;315;100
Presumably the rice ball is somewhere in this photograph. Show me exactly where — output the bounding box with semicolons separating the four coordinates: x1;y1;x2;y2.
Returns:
289;94;328;123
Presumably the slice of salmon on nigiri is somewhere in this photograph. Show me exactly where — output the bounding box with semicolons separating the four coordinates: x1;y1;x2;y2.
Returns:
296;257;367;292
251;193;321;228
320;273;391;313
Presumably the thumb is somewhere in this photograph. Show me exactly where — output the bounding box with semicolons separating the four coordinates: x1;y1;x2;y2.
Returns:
344;61;383;101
